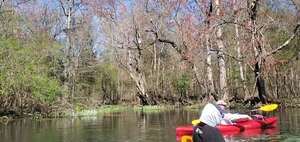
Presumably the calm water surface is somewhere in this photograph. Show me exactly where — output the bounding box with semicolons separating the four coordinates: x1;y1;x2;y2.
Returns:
1;108;300;142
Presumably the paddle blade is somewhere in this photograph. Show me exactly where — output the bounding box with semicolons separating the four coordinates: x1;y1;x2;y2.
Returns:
259;104;278;112
192;119;200;126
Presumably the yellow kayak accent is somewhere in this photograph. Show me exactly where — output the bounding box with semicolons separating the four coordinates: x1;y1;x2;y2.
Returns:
181;135;193;142
259;104;278;112
192;119;200;126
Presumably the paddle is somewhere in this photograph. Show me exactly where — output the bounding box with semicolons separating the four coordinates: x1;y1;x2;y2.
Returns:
191;104;279;125
192;119;201;126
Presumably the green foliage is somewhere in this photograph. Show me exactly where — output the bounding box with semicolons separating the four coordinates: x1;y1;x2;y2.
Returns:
99;63;118;85
173;73;191;96
134;105;174;113
75;103;86;112
98;63;119;104
0;37;19;49
0;36;63;102
72;47;98;98
0;10;19;38
266;28;300;60
31;75;62;102
97;105;128;113
275;36;300;60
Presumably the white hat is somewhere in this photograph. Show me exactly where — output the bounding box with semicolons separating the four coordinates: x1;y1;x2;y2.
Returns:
216;100;227;106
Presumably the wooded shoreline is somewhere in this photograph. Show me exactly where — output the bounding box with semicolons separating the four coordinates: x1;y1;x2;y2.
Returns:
0;1;299;119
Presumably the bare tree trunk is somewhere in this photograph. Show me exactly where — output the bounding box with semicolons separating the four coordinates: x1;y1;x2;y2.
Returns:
215;0;228;101
233;0;248;99
248;0;267;104
0;0;5;10
153;42;157;71
125;22;156;105
206;35;216;99
254;61;267;104
153;42;158;96
60;0;75;100
127;50;153;105
204;0;217;100
156;46;161;93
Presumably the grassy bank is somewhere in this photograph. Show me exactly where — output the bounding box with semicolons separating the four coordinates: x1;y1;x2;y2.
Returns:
56;104;205;118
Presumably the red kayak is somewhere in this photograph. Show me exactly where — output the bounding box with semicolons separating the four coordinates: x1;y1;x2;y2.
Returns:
176;117;277;141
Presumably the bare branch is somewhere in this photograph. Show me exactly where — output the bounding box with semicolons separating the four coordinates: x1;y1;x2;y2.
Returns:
193;0;205;16
58;0;68;16
113;45;130;73
157;38;177;48
145;29;178;49
247;63;255;71
210;48;244;62
290;0;300;12
15;0;31;6
266;26;299;56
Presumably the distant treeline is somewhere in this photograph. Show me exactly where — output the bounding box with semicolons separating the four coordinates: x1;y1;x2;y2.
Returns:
0;0;299;116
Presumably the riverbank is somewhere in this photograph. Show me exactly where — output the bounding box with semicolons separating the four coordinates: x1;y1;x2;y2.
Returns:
68;99;300;117
2;99;300;125
51;104;204;118
0;104;204;124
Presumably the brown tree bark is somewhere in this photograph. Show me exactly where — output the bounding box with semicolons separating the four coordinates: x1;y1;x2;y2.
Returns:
126;19;157;106
215;0;228;101
205;0;217;100
59;0;75;100
233;0;248;99
247;0;268;104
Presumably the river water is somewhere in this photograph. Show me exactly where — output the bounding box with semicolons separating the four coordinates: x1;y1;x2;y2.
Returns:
0;108;300;142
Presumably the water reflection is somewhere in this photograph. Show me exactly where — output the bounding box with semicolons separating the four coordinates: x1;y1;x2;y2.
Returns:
0;108;300;142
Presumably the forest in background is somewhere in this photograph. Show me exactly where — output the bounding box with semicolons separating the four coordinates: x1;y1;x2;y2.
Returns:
0;0;299;117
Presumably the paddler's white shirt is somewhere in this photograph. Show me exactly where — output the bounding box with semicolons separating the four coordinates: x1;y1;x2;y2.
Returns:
199;103;223;127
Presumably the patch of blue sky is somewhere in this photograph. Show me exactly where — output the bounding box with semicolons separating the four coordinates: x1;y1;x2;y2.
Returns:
168;0;204;26
124;0;133;10
266;0;297;13
90;16;106;58
39;0;60;10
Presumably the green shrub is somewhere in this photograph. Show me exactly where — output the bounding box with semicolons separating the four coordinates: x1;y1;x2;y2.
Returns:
0;36;63;103
173;73;191;97
98;63;119;104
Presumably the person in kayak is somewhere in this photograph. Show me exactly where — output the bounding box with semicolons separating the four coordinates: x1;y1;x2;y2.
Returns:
192;101;226;142
216;100;252;125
